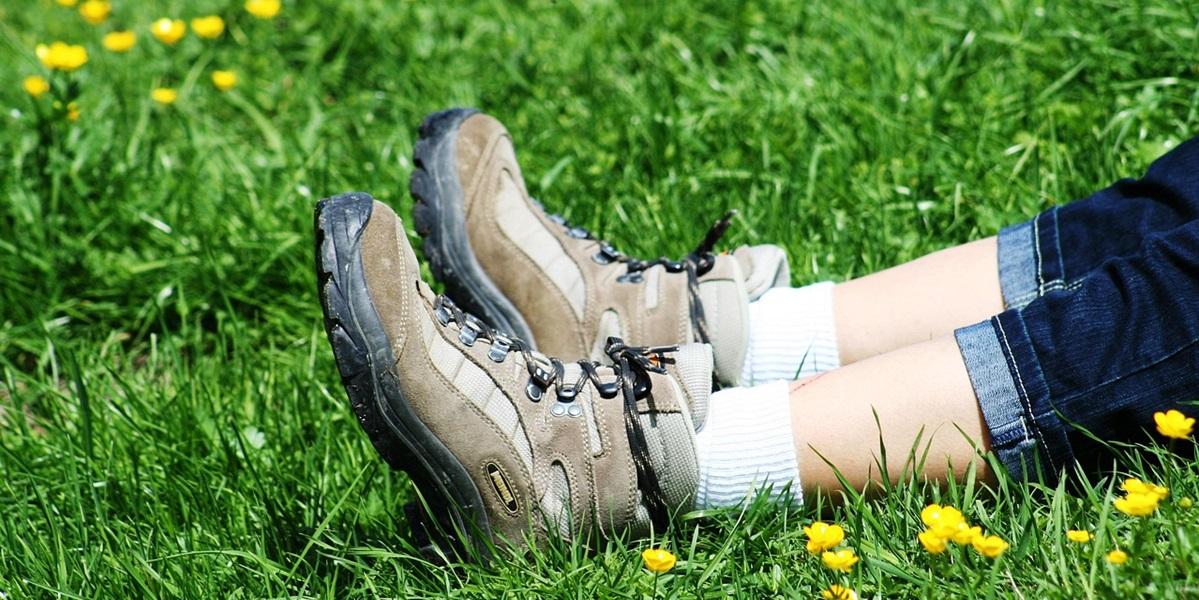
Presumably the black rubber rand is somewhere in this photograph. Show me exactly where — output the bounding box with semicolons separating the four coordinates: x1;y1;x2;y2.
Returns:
313;192;493;560
410;107;538;346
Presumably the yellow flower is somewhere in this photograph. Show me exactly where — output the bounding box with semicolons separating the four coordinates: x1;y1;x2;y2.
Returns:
55;0;78;6
245;0;281;19
36;42;89;71
78;0;110;25
803;522;845;554
920;504;965;539
1122;478;1169;501
1114;492;1160;517
191;16;225;39
1065;530;1093;543
950;524;982;545
1154;409;1194;439
820;549;859;572
971;534;1009;558
23;75;50;98
211;70;238;91
821;585;857;600
1106;549;1128;565
918;529;948;554
102;31;136;53
641;548;675;574
151;18;187;45
1180;497;1193;509
151;88;178;105
66;102;80;122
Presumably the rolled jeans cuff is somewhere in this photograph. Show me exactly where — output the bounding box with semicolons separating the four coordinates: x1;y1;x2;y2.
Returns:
997;208;1070;310
954;316;1075;484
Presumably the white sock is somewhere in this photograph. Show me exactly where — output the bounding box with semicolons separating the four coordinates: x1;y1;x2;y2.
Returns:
694;381;802;508
739;282;840;385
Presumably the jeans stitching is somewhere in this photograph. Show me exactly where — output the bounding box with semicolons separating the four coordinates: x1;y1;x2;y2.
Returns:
1033;216;1044;296
994;318;1050;459
1052;207;1065;282
1006;277;1086;306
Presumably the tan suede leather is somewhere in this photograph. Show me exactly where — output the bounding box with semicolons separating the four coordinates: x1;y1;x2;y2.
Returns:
412;109;792;386
349;199;703;548
450;114;751;377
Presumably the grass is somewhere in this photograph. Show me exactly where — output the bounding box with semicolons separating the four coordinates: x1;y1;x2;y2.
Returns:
2;0;1198;596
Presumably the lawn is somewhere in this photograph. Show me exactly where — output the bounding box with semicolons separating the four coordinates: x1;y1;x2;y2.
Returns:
2;0;1198;597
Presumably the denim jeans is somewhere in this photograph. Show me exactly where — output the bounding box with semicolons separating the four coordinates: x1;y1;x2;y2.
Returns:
955;137;1199;484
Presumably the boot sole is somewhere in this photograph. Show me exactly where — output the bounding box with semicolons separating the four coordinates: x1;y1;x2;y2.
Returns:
314;192;493;560
410;108;539;346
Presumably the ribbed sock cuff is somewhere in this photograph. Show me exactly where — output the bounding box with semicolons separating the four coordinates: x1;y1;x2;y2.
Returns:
694;381;801;509
739;282;840;385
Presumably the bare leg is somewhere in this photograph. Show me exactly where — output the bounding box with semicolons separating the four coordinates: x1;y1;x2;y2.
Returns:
833;237;1003;365
791;334;992;494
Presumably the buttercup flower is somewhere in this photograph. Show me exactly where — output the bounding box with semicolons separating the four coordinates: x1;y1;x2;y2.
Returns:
1180;497;1194;509
245;0;281;19
1106;549;1128;565
66;102;80;122
971;534;1009;558
821;549;859;572
803;521;845;554
191;16;225;39
918;529;948;554
921;504;965;538
1066;530;1093;543
151;18;187;45
1114;492;1160;517
211;70;238;91
821;585;857;600
23;75;50;98
1154;409;1194;439
102;31;136;53
1122;478;1169;501
950;523;982;545
151;88;178;105
36;42;89;71
641;548;676;574
78;0;111;25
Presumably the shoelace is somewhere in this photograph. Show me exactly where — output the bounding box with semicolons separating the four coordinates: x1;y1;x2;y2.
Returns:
433;294;676;528
535;200;737;346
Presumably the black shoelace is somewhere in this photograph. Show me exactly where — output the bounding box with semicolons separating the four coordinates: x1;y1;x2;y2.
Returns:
433;295;676;527
535;200;737;346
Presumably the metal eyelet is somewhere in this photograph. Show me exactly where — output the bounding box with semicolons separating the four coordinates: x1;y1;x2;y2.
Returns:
458;321;480;346
595;380;619;399
568;227;589;239
550;403;567;417
592;243;620;265
616;272;643;284
632;373;651;399
530;364;553;388
556;385;577;403
434;305;452;326
567;404;583;417
526;380;545;402
488;336;510;363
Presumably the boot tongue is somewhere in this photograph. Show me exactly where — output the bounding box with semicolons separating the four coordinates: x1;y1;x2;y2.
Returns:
696;255;750;386
667;343;714;431
733;244;791;301
633;359;701;530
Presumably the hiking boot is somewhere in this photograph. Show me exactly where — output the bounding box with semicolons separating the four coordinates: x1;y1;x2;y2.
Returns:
410;108;789;386
314;192;713;557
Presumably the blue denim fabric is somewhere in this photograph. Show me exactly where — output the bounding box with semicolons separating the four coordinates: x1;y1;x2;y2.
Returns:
957;137;1199;483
